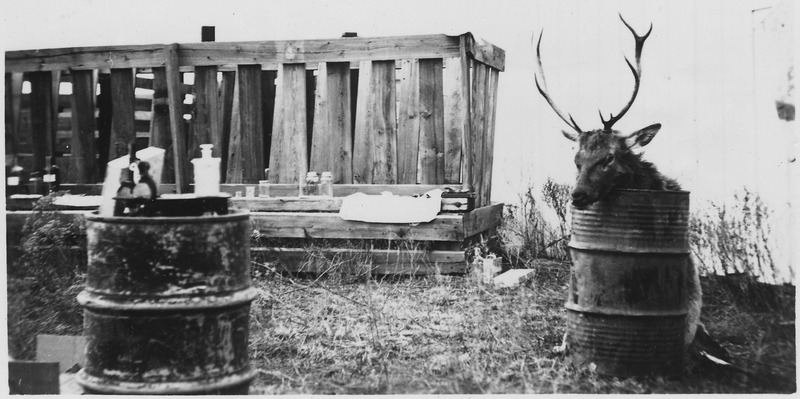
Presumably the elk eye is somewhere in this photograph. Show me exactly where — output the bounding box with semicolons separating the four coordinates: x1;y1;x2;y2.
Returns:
603;154;615;165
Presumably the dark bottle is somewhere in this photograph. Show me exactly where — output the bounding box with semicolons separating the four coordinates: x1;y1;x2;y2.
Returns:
44;156;61;193
113;142;138;216
6;157;29;196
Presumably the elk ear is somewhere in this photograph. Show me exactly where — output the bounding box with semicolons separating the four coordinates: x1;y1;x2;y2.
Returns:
625;123;661;149
562;130;579;142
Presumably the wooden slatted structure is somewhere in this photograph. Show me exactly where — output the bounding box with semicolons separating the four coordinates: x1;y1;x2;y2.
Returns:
5;32;505;275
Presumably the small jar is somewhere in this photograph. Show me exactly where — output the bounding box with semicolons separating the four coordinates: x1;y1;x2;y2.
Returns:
302;172;319;197
319;172;333;197
258;180;270;198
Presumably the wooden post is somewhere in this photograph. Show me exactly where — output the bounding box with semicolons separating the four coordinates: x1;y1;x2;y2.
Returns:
165;43;190;193
443;57;465;185
28;71;54;172
480;68;500;206
4;73;24;157
227;64;264;183
268;64;307;183
260;70;277;178
353;60;397;184
310;62;352;183
397;59;420;184
68;70;98;183
417;58;444;184
108;68;136;160
218;71;236;179
96;73;113;177
469;61;487;208
149;67;174;183
50;71;61;160
458;36;473;193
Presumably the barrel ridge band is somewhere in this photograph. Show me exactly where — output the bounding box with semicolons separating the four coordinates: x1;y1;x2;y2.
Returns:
565;302;689;317
76;366;257;395
77;287;258;311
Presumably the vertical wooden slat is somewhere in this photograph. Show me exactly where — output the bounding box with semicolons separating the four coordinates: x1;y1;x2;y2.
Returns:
192;66;220;159
226;64;264;184
417;58;445;184
28;71;54;172
396;59;420;184
353;60;397;184
108;68;136;160
68;70;97;183
50;71;61;159
165;43;189;193
218;71;236;179
310;62;353;183
268;63;308;184
4;73;24;157
442;57;464;184
260;70;277;178
469;61;487;208
480;68;500;206
96;73;113;177
149;67;174;183
458;35;473;191
306;70;316;164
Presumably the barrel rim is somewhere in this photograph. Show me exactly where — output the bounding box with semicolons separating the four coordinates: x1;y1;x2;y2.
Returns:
77;287;258;311
84;209;249;223
567;243;691;255
565;303;689;317
75;366;257;395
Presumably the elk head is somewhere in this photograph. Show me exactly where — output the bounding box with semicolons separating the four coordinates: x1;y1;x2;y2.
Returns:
535;15;662;209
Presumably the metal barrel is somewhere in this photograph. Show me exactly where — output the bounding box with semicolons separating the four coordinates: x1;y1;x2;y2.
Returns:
566;189;690;376
76;210;257;395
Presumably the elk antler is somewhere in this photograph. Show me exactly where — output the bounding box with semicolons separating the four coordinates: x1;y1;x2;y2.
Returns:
534;30;583;135
599;14;653;132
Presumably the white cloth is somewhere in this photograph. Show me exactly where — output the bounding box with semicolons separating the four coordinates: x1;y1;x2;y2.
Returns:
338;189;443;224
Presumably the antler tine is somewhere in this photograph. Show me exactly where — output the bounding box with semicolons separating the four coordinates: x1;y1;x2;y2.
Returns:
534;30;582;134
600;14;652;132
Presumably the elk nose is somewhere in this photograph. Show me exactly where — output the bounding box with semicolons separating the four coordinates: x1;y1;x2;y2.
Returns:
571;191;590;207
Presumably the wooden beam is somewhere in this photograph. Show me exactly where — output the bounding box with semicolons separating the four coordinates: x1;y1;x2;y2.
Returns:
417;58;445;184
229;64;265;183
218;71;236;178
480;68;500;206
457;38;472;192
462;202;503;238
28;71;54;172
267;63;307;184
353;60;397;184
310;62;353;183
68;69;97;183
5;35;463;73
149;67;174;183
164;44;189;193
108;68;136;160
260;70;277;178
442;57;465;184
4;72;24;156
469;61;487;208
396;59;420;184
249;211;464;241
192;65;220;158
462;33;506;71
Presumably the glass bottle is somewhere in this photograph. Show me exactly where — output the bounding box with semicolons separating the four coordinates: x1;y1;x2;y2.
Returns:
319;171;333;197
302;171;319;197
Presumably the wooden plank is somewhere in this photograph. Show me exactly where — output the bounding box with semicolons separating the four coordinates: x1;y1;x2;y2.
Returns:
480;68;500;206
442;58;464;184
55;183;459;197
149;67;174;183
165;44;190;193
5;72;24;156
50;71;62;159
469;61;487;208
462;33;506;71
8;361;60;394
417;58;445;184
28;71;54;172
218;71;236;178
253;247;466;275
462;202;503;238
68;69;97;183
310;62;353;183
96;73;112;176
249;211;464;241
5;34;463;73
305;70;316;162
396;59;420;184
353;60;397;184
232;196;343;212
192;65;220;159
268;63;307;184
260;70;277;179
108;68;136;159
457;37;473;192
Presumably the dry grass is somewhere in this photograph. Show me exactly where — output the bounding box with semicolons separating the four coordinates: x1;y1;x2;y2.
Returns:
246;258;795;394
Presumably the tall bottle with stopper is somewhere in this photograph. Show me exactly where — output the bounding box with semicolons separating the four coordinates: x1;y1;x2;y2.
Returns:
191;144;221;196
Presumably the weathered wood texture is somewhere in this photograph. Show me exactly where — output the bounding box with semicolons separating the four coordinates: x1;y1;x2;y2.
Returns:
192;65;219;158
310;62;352;183
268;63;307;183
353;60;397;184
5;72;24;156
227;64;264;183
108;68;136;160
68;70;97;183
149;67;174;183
164;44;189;192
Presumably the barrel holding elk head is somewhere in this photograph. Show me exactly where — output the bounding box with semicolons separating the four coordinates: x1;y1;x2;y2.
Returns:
534;14;681;209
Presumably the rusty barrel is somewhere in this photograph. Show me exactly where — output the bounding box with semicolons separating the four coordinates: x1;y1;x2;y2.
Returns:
566;189;690;376
76;210;257;394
